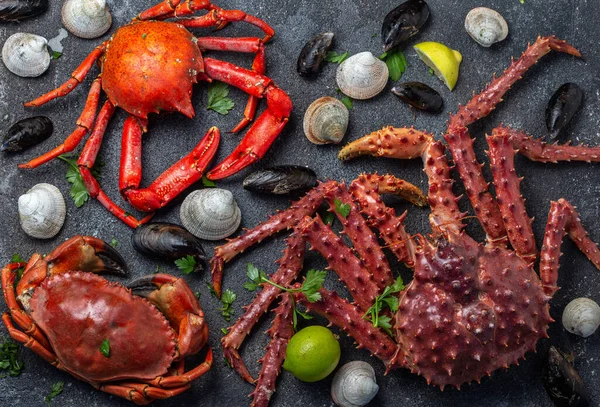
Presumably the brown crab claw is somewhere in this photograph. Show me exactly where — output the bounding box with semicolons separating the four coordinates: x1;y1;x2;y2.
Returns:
82;236;128;276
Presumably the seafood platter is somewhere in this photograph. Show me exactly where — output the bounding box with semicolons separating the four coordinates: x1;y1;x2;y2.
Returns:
0;0;599;406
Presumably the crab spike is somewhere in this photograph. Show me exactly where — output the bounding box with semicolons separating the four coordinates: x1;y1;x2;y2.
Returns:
299;215;379;311
448;36;581;129
295;289;398;368
210;181;333;297
250;293;295;407
221;234;305;382
540;199;600;296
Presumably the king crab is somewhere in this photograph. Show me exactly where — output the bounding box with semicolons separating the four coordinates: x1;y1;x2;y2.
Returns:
208;36;600;406
18;0;292;228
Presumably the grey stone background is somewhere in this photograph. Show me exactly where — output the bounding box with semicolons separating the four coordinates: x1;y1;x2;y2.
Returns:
1;0;599;406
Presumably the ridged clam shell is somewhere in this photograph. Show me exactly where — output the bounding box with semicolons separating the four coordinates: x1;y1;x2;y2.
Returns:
336;52;389;100
2;33;50;77
61;0;112;39
18;183;66;239
562;298;600;338
303;97;349;145
180;189;241;240
464;7;508;47
331;361;379;407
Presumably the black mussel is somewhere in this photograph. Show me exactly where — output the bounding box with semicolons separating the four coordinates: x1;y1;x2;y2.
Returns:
1;116;53;153
243;166;318;195
132;222;207;270
0;0;48;22
382;0;429;52
546;83;583;141
392;82;443;113
542;346;590;407
297;32;334;77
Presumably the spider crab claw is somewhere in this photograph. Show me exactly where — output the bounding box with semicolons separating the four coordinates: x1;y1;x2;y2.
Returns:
128;273;209;356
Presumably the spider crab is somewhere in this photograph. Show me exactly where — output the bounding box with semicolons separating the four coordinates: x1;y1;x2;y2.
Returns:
1;236;212;404
18;0;292;228
209;36;600;405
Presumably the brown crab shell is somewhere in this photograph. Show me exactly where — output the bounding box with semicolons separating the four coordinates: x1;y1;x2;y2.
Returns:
29;271;176;382
395;234;552;388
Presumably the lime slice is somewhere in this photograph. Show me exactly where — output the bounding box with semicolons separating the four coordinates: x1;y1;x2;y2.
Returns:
283;325;341;382
414;42;463;91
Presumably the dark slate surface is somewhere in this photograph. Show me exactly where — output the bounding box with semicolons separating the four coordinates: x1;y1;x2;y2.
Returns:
1;0;599;406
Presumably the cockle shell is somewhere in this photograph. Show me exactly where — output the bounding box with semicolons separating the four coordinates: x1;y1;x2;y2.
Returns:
464;7;508;47
331;361;379;407
18;183;66;239
562;297;600;338
61;0;112;39
303;97;349;145
336;52;389;100
180;189;241;240
2;33;50;77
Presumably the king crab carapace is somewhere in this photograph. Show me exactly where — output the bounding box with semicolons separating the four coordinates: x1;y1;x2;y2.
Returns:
18;0;292;228
209;36;600;406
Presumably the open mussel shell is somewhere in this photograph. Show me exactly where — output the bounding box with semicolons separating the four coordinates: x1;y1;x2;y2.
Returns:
180;189;241;241
391;82;442;113
0;0;48;22
1;116;53;153
61;0;112;39
543;346;590;407
382;0;429;52
297;32;334;77
304;97;349;145
243;166;318;195
2;32;50;77
336;52;388;100
546;83;583;141
131;222;208;268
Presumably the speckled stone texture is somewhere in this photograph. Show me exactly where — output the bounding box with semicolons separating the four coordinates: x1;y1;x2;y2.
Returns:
0;0;599;406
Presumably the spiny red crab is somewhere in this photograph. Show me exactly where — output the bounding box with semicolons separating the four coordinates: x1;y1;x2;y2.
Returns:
18;0;292;228
1;236;211;404
209;36;600;405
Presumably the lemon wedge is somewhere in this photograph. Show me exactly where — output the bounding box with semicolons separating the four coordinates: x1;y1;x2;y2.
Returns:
414;42;463;91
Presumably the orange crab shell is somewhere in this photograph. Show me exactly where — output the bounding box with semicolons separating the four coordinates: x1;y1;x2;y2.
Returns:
102;20;204;119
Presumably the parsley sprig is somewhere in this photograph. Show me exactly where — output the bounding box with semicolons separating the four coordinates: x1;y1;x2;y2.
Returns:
58;154;102;208
380;49;408;82
10;254;26;284
325;51;349;64
207;81;235;115
0;338;23;377
175;255;198;275
243;263;268;291
220;289;237;321
334;198;351;218
99;339;110;358
362;276;405;335
44;381;64;406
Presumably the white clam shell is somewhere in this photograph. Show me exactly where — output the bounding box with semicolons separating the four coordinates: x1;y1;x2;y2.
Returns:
336;52;389;100
562;297;600;338
2;33;50;77
303;97;349;145
180;189;241;240
61;0;112;39
18;183;66;239
464;7;508;47
331;361;379;407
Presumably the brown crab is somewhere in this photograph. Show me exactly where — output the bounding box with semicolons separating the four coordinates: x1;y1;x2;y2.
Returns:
210;36;600;405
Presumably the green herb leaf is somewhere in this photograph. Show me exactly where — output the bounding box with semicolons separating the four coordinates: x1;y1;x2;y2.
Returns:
221;327;229;335
100;339;110;358
0;338;23;377
59;155;102;208
324;51;349;64
334;198;351;218
220;289;237;321
201;175;216;187
341;96;353;110
207;81;235;115
175;255;197;275
194;291;201;299
371;33;378;38
519;0;524;3
206;282;219;299
321;211;335;226
44;381;64;406
362;276;405;335
428;67;435;76
244;263;268;291
51;51;62;60
299;269;327;303
380;49;408;81
110;238;118;248
154;265;162;274
10;254;25;263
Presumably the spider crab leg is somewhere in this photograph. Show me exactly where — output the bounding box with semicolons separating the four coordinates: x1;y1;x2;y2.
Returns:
203;58;292;180
222;234;305;383
250;292;295;407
